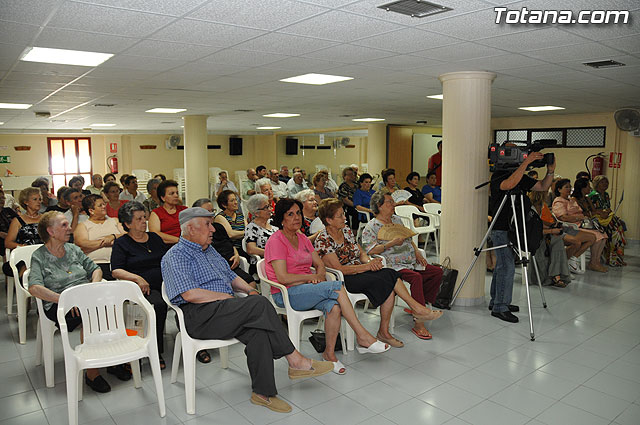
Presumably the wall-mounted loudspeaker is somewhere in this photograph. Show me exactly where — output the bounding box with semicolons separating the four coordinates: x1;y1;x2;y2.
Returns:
286;138;298;155
229;137;242;155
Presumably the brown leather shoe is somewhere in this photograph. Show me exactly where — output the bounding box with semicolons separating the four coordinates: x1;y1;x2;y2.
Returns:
250;393;292;413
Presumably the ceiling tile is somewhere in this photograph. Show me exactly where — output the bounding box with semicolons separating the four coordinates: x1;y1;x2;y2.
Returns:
523;42;625;63
100;55;184;72
199;49;291;67
417;8;542;41
149;19;267;47
303;44;394;63
600;34;640;54
188;0;329;30
479;28;590;52
48;2;175;37
73;0;211;16
34;28;138;54
413;42;505;61
122;40;219;61
12;61;93;77
0;21;42;46
280;10;403;42
265;57;349;72
0;43;27;63
453;53;544;71
499;63;575;78
359;55;443;71
353;28;461;53
233;32;338;55
0;0;62;26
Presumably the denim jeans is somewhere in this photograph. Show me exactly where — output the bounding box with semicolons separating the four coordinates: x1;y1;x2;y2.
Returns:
489;230;515;313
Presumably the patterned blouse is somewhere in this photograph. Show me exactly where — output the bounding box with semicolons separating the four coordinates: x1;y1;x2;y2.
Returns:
588;190;611;210
217;210;245;247
301;215;315;236
314;227;361;266
16;217;42;245
244;221;278;249
361;216;416;271
338;182;357;202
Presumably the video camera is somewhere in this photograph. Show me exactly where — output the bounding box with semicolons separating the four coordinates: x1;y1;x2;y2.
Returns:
488;139;556;172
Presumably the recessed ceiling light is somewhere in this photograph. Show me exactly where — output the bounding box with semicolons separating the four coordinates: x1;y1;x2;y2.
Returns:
426;94;443;99
256;126;281;130
0;122;4;125
21;47;113;67
145;108;187;113
352;118;385;122
0;102;32;109
518;106;565;112
90;123;116;127
263;113;300;118
280;73;353;85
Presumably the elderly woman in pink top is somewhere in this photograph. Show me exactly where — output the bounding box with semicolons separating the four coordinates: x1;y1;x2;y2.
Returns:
264;198;388;375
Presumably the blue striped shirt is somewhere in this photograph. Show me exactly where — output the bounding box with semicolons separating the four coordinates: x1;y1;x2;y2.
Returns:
161;237;236;305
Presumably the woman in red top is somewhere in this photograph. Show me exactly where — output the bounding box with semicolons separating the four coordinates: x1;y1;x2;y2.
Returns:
104;181;127;218
148;180;186;245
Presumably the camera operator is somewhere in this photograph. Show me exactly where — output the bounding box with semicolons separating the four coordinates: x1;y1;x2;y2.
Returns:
489;151;555;323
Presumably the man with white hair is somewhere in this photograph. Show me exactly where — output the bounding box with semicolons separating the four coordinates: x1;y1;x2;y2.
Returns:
268;169;288;201
279;165;291;183
242;168;258;201
286;171;308;197
162;208;332;413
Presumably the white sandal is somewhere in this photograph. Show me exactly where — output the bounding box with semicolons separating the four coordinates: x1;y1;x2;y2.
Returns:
331;360;346;375
356;340;390;354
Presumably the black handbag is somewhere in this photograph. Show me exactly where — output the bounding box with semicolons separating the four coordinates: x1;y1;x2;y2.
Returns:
432;257;458;310
308;330;342;353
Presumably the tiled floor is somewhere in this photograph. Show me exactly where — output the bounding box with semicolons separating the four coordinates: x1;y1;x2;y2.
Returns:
1;242;639;425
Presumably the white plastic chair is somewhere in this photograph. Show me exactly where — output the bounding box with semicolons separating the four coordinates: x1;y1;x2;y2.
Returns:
355;211;371;244
10;244;43;344
161;284;239;415
6;248;14;314
394;205;439;257
256;259;346;351
422;204;441;229
23;269;58;388
58;281;165;425
242;238;262;265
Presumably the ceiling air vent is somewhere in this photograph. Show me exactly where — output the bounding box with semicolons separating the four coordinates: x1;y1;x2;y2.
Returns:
583;60;625;69
378;0;452;18
94;103;115;108
234;109;255;112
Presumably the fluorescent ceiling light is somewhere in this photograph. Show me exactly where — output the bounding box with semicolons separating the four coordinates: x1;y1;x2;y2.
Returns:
280;73;353;85
145;108;187;113
21;47;113;67
518;106;565;112
352;118;385;122
0;103;32;109
90;123;116;127
256;126;281;130
0;122;4;125
426;94;443;99
263;113;300;118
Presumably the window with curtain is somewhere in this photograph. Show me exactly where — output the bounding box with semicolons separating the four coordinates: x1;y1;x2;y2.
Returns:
47;137;92;192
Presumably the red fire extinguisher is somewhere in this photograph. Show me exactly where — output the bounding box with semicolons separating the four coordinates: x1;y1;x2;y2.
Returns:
108;156;118;174
591;155;604;177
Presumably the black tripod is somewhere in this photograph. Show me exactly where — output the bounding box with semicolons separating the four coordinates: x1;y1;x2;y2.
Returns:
450;189;547;341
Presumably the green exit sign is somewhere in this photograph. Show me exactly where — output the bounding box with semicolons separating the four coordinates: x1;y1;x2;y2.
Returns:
0;156;10;163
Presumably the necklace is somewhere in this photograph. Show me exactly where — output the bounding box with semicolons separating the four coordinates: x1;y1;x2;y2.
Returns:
139;241;152;253
25;212;39;219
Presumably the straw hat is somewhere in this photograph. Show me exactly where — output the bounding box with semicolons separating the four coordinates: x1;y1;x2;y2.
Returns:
377;223;416;241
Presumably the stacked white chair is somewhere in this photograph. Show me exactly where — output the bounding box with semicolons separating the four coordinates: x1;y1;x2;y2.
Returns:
161;283;239;415
58;281;165;425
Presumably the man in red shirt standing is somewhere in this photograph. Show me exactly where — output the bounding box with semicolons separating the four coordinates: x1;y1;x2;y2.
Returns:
428;140;442;187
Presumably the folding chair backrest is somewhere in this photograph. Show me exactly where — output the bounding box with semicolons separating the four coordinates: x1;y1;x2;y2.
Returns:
423;204;441;215
57;281;143;345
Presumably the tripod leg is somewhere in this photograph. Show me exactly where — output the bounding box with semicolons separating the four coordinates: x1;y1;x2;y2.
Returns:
451;194;511;306
531;254;547;308
511;194;535;341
